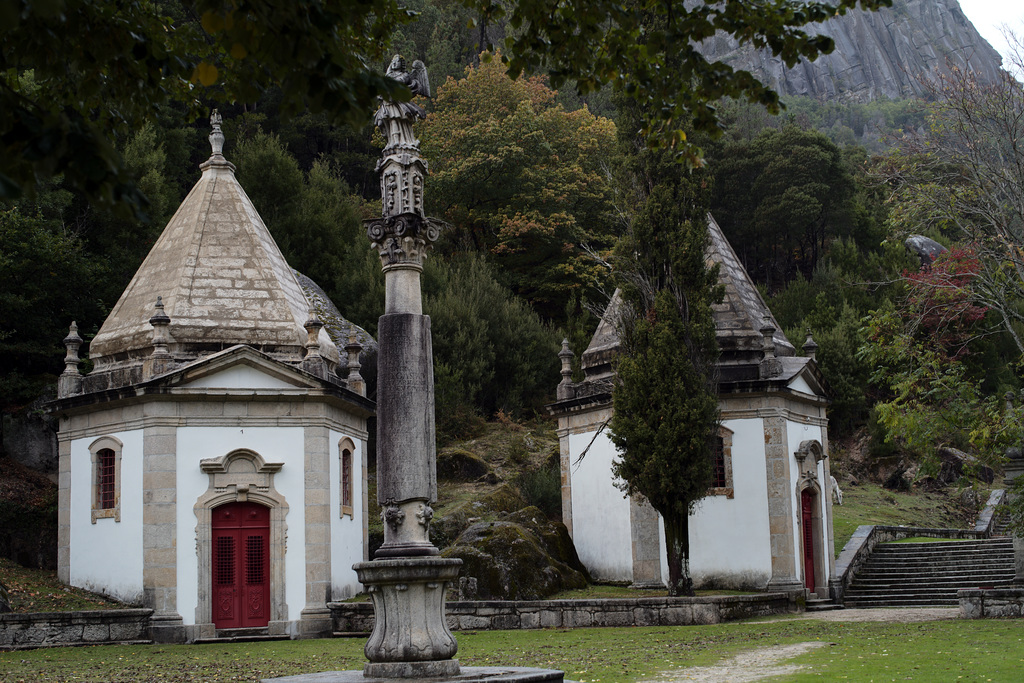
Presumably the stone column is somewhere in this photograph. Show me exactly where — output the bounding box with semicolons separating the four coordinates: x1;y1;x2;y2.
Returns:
353;55;462;680
630;495;665;589
1005;449;1024;585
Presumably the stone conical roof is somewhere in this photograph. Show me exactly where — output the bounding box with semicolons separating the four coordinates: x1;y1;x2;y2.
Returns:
581;214;792;379
89;117;339;372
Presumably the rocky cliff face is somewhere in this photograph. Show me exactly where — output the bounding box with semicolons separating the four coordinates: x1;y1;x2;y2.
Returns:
698;0;1004;102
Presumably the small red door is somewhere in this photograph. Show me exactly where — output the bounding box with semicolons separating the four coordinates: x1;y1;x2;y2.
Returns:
801;489;816;593
212;502;270;629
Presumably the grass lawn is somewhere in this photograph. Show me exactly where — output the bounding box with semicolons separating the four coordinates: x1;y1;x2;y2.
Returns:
0;558;120;613
3;618;1022;682
831;482;983;557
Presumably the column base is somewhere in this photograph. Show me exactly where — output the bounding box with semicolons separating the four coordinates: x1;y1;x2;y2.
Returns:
298;607;333;639
149;611;186;644
364;660;461;679
355;557;462;672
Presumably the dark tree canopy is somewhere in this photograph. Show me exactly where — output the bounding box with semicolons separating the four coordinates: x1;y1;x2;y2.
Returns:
1;0;891;209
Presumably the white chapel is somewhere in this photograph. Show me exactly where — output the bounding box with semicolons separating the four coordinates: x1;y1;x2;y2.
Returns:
49;116;373;643
549;215;837;598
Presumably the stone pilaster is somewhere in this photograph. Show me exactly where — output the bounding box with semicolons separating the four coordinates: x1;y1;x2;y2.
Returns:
57;435;72;584
764;414;801;591
300;425;333;638
557;427;574;537
629;495;665;589
143;424;185;643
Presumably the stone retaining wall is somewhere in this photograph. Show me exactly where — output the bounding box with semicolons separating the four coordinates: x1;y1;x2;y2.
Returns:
959;588;1024;618
0;609;152;650
329;593;798;633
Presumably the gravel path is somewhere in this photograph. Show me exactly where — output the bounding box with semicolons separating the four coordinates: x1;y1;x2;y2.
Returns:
642;607;961;682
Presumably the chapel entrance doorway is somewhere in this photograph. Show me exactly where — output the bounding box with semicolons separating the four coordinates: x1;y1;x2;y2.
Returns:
801;489;816;593
211;502;270;629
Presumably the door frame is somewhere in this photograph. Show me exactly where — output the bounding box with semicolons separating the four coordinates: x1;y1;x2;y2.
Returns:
194;449;289;639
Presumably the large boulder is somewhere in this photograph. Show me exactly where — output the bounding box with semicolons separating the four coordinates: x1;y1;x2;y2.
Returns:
436;448;493;482
442;507;588;600
937;447;995;485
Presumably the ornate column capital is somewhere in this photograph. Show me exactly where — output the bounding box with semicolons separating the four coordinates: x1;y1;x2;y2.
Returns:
365;213;440;272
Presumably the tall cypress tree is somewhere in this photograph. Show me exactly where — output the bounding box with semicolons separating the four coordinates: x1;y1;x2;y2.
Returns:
608;97;722;597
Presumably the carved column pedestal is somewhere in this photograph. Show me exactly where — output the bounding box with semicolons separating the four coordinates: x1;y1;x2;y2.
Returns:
355;558;462;678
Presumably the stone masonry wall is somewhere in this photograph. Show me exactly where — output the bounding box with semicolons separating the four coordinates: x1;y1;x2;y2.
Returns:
330;594;798;633
0;609;153;650
960;589;1024;618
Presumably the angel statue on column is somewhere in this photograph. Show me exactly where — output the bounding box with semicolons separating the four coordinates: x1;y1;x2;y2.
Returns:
375;55;431;152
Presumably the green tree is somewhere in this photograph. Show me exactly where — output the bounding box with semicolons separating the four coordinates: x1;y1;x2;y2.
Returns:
608;98;721;597
1;0;892;210
232;130;364;306
710;125;860;291
419;56;619;319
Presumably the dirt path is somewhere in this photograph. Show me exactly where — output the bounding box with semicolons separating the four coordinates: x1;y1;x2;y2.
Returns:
639;642;829;683
641;608;960;682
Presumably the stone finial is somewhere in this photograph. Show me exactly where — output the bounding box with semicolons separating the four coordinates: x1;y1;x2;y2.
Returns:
58;322;84;397
759;313;782;379
144;297;173;379
209;109;225;157
345;332;366;396
303;312;324;359
557;338;575;401
803;329;818;360
302;312;327;379
149;296;171;357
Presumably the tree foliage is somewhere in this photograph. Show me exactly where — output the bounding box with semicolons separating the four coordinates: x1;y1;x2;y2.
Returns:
470;0;893;163
711;125;861;291
0;0;417;208
419;56;618;319
608;97;721;597
878;50;1024;357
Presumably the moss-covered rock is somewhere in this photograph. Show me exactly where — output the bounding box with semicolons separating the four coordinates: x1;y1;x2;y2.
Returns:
436;448;493;482
0;577;11;613
441;514;588;600
502;506;590;581
478;483;527;514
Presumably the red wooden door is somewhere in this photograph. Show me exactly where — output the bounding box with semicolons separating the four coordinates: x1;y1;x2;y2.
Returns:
801;489;816;593
212;502;270;629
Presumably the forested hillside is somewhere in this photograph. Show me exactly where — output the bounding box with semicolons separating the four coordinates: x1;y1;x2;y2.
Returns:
2;0;1022;496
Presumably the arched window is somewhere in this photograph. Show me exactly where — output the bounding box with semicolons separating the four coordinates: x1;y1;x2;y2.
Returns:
90;436;123;523
709;426;734;498
339;438;355;518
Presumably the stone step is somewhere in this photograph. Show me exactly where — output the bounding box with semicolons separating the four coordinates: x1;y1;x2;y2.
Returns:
849;578;1016;590
855;566;1014;577
195;627;291;644
805;598;843;612
861;557;1013;568
872;546;1013;557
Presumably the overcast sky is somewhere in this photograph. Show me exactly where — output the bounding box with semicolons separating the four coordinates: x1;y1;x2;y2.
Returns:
959;0;1023;65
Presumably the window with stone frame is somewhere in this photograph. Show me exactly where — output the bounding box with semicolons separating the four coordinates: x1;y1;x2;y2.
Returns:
340;439;354;517
709;426;734;498
90;436;123;522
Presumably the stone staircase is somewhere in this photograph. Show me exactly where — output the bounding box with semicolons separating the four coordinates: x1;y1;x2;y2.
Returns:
843;538;1015;607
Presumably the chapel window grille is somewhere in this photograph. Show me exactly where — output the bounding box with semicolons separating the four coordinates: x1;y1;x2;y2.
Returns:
96;449;116;509
246;536;264;585
215;537;235;586
709;427;734;498
340;442;354;517
89;437;122;523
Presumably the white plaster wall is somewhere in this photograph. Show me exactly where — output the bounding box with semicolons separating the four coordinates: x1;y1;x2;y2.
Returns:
69;430;144;603
567;430;633;581
175;426;306;625
786;417;830;583
687;417;773;587
330;430;365;599
181;365;296;389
